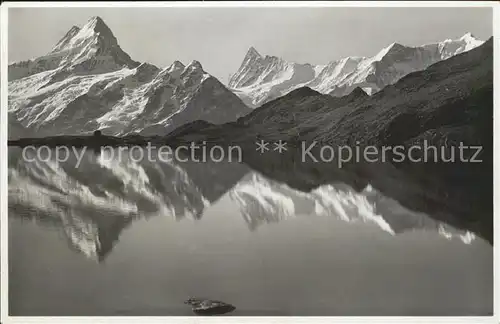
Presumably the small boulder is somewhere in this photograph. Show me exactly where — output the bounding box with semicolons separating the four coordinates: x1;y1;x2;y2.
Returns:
184;297;236;315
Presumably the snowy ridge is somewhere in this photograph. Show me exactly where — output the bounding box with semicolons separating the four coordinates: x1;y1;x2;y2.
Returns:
8;16;250;138
228;47;324;108
229;172;474;243
230;33;485;107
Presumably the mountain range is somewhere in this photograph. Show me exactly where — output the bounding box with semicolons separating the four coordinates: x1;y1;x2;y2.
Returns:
229;33;484;107
7;16;493;249
8;16;486;138
160;37;493;244
8;16;250;139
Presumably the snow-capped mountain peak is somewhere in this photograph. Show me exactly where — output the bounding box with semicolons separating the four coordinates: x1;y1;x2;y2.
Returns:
228;46;325;107
230;34;485;107
165;60;185;78
51;16;118;54
51;25;81;53
243;46;263;63
168;60;186;70
133;62;160;82
458;32;483;49
460;32;476;41
8;16;251;138
9;16;139;82
87;16;112;33
431;32;484;60
374;42;407;60
248;46;260;55
181;60;209;83
185;60;204;71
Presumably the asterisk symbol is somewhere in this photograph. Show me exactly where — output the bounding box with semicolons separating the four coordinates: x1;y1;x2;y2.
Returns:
255;140;269;154
274;140;287;153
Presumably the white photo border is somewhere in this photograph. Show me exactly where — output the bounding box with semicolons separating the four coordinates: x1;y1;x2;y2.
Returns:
0;1;498;324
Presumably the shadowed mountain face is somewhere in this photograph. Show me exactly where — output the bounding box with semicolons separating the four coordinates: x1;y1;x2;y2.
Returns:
8;16;251;139
162;38;493;244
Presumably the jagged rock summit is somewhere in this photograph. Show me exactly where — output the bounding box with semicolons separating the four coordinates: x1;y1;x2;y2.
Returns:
9;16;140;81
8;16;251;139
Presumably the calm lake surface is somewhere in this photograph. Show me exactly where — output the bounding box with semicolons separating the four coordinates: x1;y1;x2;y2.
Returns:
8;148;493;316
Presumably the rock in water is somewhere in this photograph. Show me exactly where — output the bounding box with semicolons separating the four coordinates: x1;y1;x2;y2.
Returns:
184;298;236;315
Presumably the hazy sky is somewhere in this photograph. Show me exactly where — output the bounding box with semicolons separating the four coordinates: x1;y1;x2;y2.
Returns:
8;7;493;83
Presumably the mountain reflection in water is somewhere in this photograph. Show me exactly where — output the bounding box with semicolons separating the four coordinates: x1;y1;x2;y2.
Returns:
8;147;492;316
8;147;477;261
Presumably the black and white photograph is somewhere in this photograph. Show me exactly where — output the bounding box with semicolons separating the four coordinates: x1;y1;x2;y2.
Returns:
2;2;498;320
